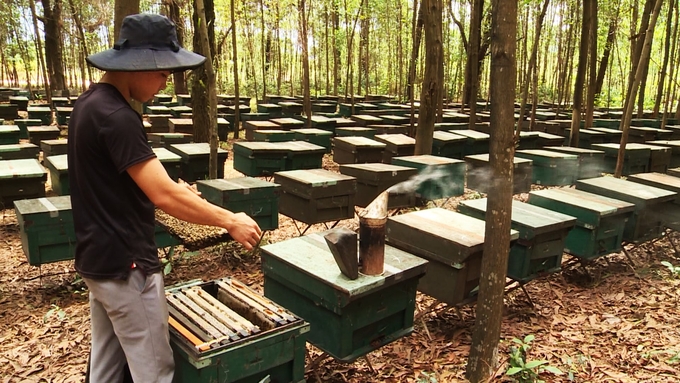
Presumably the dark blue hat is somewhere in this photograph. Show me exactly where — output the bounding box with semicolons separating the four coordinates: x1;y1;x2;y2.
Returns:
86;14;206;72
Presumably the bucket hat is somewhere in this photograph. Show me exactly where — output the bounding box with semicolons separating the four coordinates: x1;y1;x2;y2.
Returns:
86;13;206;72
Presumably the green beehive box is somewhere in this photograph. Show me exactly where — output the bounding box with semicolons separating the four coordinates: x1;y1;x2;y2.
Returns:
631;118;661;128
465;154;533;194
169;118;193;134
386;208;518;305
432;131;467;159
55;106;73;126
270;117;305;131
331;117;357;128
391;155;465;200
9;96;29;111
233;142;289;177
175;93;191;106
515;149;579;186
0;143;40;161
147;105;172;115
13;119;41;139
459;198;576;282
50;96;70;108
592;143;651;175
544;146;605;180
27;106;52;125
0;104;19;120
592;119;621;129
291;128;333;153
44;154;69;195
0;158;47;204
153;94;173;104
449;129;489;155
167;143;229;182
628;143;672;173
528;188;634;260
261;231;427;362
153;147;182;181
274;169;356;224
253;129;296;143
311;102;337;114
628;172;680;205
335;127;377;139
369;124;409;136
282;141;325;170
14;196;75;266
375;134;416;163
244;120;279;141
589;128;623;144
170;105;193;118
27;126;61;146
647;140;680;168
148;133;193;149
628;126;659;143
0;125;20;145
279;101;303;116
517;131;540;150
332;136;386;164
576;176;676;243
257;103;283;116
350;114;385;127
196;177;281;230
339;163;417;209
40;139;68;158
240;113;271;123
170;280;309;383
299;115;337;133
565;128;606;148
535;132;566;148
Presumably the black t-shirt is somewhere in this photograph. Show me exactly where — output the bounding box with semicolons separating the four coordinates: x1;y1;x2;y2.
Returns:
68;83;160;280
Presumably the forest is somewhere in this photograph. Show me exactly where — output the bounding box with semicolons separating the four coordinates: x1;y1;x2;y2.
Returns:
0;0;678;120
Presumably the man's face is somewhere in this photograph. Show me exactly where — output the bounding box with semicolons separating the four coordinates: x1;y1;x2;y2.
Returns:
129;71;171;102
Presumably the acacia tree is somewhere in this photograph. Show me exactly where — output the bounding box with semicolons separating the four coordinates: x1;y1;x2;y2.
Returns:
42;0;67;94
569;0;592;147
192;0;215;143
466;0;517;379
414;0;441;155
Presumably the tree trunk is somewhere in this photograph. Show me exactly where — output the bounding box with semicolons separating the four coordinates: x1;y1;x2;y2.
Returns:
653;1;674;117
192;0;216;144
164;0;187;95
661;1;678;128
595;15;618;96
43;0;67;94
627;0;654;114
415;0;441;155
408;0;423;136
463;0;484;108
517;0;549;135
569;0;592;148
299;0;312;126
584;0;598;129
231;0;241;138
275;2;282;95
466;0;517;379
332;0;340;95
28;0;50;103
193;0;218;179
616;0;664;178
260;0;267;101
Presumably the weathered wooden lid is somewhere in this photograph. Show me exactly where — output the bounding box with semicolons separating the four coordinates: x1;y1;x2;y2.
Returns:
0;158;47;179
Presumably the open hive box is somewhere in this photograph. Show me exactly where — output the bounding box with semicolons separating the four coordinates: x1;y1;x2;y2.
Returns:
167;278;309;383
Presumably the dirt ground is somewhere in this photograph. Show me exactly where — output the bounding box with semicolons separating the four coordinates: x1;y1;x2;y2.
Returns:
1;152;680;383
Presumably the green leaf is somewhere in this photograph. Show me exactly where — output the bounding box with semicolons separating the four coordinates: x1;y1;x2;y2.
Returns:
542;366;563;375
524;334;535;344
506;367;523;376
512;338;524;345
163;262;173;275
525;360;548;369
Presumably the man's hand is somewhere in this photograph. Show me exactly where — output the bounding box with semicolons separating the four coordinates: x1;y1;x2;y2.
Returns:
225;212;262;250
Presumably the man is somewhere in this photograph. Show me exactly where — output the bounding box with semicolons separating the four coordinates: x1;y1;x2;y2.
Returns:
68;13;261;383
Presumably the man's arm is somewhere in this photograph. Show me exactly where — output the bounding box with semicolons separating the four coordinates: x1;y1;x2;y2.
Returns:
127;157;262;250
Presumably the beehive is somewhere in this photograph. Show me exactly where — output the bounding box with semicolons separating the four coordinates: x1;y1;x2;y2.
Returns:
459;198;576;282
167;143;229;182
0;143;40;161
386;208;518;305
465;154;533;194
27;126;61;146
332;136;386;164
391;155;465;200
261;231;427;362
40;139;68;158
339;163;418;209
44;154;69;196
528;188;634;260
0;158;47;204
0;125;20;145
233;142;289;177
543;146;605;180
591;143;651;175
375;134;416;163
291;128;333;153
197;177;281;230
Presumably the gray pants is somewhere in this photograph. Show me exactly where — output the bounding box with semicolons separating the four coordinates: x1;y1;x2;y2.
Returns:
84;269;175;383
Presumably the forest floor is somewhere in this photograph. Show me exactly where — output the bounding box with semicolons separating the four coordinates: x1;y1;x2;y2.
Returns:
1;144;680;382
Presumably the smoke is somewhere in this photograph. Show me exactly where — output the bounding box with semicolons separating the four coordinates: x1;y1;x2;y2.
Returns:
386;165;466;201
361;191;388;219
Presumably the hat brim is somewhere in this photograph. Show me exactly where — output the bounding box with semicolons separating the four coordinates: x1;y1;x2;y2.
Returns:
86;47;206;72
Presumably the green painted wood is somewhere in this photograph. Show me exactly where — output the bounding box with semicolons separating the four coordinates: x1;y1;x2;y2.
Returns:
244;120;279;141
544;146;606;179
515;149;579;186
387;208;518;305
627;143;672;173
169;105;192;118
252;129;295;143
591;143;651;175
282;141;325;170
0;158;46;179
0;143;40;161
335;127;377;138
233;142;288;177
0;125;21;145
627;172;680;205
13;119;41;139
375;134;416;163
291;128;333;153
647;140;680;167
262;231;426;361
448;129;489;155
528;188;634;259
197;177;281;230
167;143;229;181
14;196;74;265
517;131;540;150
44;154;69;196
271;117;305;130
332;137;386;164
576;176;676;243
431;131;467;159
458;198;576;282
40;139;68;157
274;169;356;224
27;106;52;125
465;153;533;194
27;126;61;146
54;106;73;126
391;155;465;200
